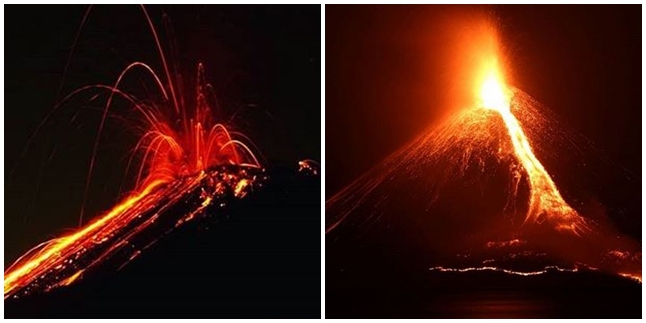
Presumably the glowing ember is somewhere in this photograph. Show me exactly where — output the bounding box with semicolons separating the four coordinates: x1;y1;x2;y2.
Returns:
618;273;642;283
298;159;320;176
429;265;580;277
5;167;264;299
485;239;525;249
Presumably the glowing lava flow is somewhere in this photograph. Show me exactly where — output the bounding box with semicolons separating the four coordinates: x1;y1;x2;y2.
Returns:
4;6;264;299
4;180;163;297
429;265;581;277
5;167;264;299
325;58;640;282
478;63;589;236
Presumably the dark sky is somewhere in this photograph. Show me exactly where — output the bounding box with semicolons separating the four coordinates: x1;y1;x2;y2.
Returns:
326;5;641;197
5;5;320;263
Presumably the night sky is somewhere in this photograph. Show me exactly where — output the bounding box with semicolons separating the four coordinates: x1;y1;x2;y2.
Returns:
326;5;640;197
5;5;321;264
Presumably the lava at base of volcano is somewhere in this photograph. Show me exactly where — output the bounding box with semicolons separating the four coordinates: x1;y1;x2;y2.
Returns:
5;165;266;300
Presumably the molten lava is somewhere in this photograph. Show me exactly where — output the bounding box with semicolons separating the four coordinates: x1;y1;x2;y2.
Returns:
477;62;589;236
5;167;264;299
326;24;640;284
5;6;264;299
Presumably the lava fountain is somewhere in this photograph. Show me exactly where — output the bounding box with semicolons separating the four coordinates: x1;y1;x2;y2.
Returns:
5;6;265;299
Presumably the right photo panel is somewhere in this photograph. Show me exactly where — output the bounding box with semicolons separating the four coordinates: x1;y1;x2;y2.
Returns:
325;4;641;319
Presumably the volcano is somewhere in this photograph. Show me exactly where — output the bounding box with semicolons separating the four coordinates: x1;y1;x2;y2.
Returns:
5;4;321;318
326;88;641;318
6;164;321;318
325;6;640;317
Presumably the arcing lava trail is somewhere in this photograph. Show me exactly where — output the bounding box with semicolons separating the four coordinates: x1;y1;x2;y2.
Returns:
5;6;267;299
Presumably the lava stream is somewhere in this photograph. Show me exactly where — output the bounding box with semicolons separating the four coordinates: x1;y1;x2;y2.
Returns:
5;166;264;299
4;5;265;299
478;65;589;236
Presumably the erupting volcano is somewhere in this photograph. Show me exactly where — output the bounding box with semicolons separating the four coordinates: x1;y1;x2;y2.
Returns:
6;29;263;301
326;13;641;295
4;5;317;306
478;61;589;236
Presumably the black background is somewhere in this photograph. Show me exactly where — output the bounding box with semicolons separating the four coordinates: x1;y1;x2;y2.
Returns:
5;4;321;318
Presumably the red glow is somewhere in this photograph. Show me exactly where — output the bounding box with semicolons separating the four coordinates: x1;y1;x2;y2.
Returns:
4;6;262;299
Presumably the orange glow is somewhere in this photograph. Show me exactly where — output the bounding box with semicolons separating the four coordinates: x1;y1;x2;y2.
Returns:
618;272;642;283
298;159;320;175
429;265;581;277
485;239;524;249
4;181;163;297
234;179;250;198
476;62;588;236
57;270;85;288
479;62;510;112
326;17;639;285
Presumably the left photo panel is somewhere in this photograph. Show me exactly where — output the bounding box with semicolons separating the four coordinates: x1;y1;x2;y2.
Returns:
5;4;321;318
